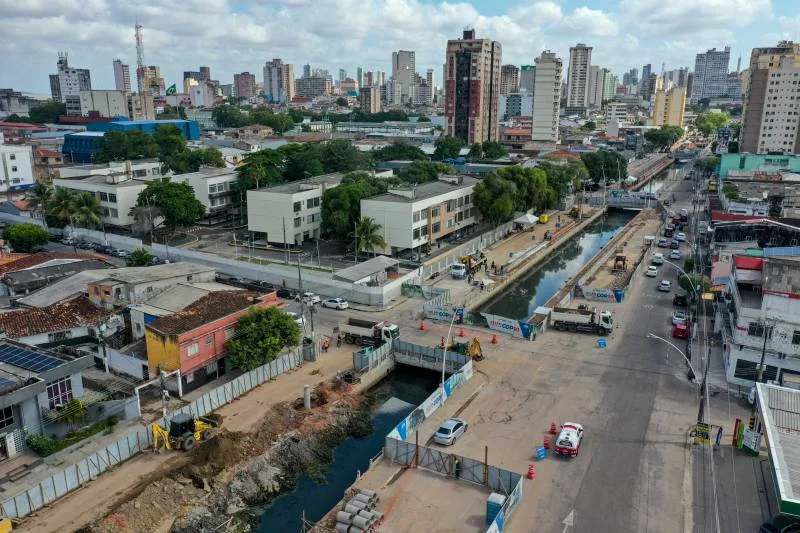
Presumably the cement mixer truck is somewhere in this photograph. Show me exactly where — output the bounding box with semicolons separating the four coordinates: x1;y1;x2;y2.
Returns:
550;307;613;335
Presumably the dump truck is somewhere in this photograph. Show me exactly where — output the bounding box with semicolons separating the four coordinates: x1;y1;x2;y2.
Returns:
338;318;400;346
550;307;614;335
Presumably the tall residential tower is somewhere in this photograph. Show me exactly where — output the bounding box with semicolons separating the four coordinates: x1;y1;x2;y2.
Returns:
566;43;592;115
532;51;562;143
692;46;731;103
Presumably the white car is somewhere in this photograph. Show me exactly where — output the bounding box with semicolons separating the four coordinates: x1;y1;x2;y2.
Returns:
670;250;681;260
554;422;584;457
285;311;305;328
296;291;321;305
671;310;687;325
322;298;349;310
676;232;686;242
433;418;468;446
646;266;658;277
658;280;672;292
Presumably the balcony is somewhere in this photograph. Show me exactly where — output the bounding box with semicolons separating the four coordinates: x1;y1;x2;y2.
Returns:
729;280;762;320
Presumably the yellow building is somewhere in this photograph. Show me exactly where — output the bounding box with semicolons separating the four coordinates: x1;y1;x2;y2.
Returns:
651;86;686;127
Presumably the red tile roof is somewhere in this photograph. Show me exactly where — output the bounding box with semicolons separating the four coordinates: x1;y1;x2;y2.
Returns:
710;210;776;223
503;127;531;136
147;291;264;335
734;256;763;271
0;253;112;277
0;297;107;338
33;149;63;158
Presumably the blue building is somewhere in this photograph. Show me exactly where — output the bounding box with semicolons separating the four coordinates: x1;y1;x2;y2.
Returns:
87;119;200;141
61;132;107;164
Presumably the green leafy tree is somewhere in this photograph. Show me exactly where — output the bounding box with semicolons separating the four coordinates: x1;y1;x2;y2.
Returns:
94;130;160;163
679;273;710;296
318;139;367;174
644;125;684;148
372;142;427;161
352;217;387;254
468;143;483;160
472;173;516;224
580;151;628;185
136;180;206;230
396;161;451;184
321;172;387;239
125;247;155;266
336;97;349;107
698;156;720;174
538;160;586;201
281;144;324;181
228;307;301;371
72;192;103;229
61;398;88;431
481;141;507;159
3;114;31;123
416;116;431;122
4;223;49;252
684;257;696;274
28;101;67;124
722;182;739;200
433;136;464;160
695;111;730;136
251;109;295;134
47;188;78;226
581;120;597;131
235;149;284;190
157;105;186;120
211;105;248;128
26;182;53;219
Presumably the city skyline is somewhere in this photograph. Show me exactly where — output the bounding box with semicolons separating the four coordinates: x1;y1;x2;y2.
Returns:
2;0;798;94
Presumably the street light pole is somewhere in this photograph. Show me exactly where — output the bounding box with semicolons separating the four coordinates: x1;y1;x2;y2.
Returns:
440;310;459;387
647;333;700;382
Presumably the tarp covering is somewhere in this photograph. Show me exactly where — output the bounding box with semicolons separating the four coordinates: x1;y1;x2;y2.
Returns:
332;255;399;283
514;213;538;225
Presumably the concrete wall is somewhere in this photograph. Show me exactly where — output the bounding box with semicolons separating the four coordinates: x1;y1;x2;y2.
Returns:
106;347;148;380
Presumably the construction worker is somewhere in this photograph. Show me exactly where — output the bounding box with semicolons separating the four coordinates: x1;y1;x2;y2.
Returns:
336;334;342;348
322;338;330;353
454;457;462;479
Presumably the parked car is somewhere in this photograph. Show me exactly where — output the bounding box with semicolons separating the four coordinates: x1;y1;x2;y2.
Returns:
670;250;681;260
676;232;687;242
760;514;800;533
646;266;658;277
554;422;584;457
672;323;689;339
433;418;468;446
111;249;129;257
657;238;669;248
296;291;321;305
276;288;297;299
285;311;305;328
671;310;687;325
664;229;674;238
673;294;688;307
658;280;672;292
322;297;349;310
76;240;94;249
61;237;76;245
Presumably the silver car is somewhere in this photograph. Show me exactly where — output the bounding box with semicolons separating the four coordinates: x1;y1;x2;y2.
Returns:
434;418;468;446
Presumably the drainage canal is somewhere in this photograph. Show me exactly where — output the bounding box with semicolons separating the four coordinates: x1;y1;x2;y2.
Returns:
480;210;636;320
257;364;440;532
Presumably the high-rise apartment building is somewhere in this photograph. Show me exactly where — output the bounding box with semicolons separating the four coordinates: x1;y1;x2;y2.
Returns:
500;65;520;96
444;29;502;144
726;72;743;99
650;86;686;127
566;43;592;115
357;67;363;89
127;92;155;120
303;64;311;78
295;76;331;98
359;86;381;114
141;66;165;97
692;47;731;103
531;51;562;143
113;60;131;93
740;41;800;154
392;50;416;102
640;73;658;102
623;68;639;87
233;72;256;100
339;69;347;83
263;59;295;103
426;69;435;95
519;65;535;93
49;53;91;103
587;66;609;108
641;64;652;82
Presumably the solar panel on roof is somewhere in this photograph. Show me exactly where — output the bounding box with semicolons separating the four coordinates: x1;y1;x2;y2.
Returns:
0;377;15;392
0;343;64;373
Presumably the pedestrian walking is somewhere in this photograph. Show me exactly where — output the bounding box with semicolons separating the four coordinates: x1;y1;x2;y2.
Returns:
322;339;330;353
336;334;342;348
454;458;462;479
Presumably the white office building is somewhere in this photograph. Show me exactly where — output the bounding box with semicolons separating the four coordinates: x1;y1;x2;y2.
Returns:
53;173;148;227
0;144;35;193
606;102;628;124
692;46;731;103
247;173;345;245
532;51;563;143
360;176;479;255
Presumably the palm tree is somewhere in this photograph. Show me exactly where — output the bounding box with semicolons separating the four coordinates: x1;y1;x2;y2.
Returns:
352;217;386;255
26;182;53;220
72;192;103;229
47;188;78;226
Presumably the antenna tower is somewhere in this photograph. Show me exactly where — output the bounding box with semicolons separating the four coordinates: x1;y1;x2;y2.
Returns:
135;22;146;94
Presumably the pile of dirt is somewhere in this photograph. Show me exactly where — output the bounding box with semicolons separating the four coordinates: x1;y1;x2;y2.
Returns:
191;430;259;469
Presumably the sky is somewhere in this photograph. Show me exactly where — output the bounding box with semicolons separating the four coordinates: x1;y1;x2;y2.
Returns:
2;0;800;96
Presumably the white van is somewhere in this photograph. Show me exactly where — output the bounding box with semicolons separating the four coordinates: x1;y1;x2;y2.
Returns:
450;263;467;279
651;252;664;265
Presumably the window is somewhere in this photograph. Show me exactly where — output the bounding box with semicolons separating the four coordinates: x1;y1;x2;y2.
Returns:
46;377;73;409
457;197;464;207
0;406;13;429
109;208;118;218
134;169;147;177
413;228;420;239
8;154;14;161
99;192;109;202
187;343;200;357
307;213;320;223
464;194;471;205
108;193;117;203
413;211;420;223
431;206;440;217
306;197;320;209
793;330;800;345
432;222;441;233
205;336;213;346
421;225;428;236
293;201;302;212
748;322;772;338
47;331;72;343
294;217;302;228
225;329;234;340
10;166;17;173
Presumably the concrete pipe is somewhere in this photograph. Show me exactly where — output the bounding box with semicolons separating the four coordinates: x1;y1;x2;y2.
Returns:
359;489;377;499
356;510;375;521
344;504;362;514
336;511;353;523
347;499;367;510
353;494;373;506
349;528;364;533
335;523;351;533
370;510;384;521
352;515;370;529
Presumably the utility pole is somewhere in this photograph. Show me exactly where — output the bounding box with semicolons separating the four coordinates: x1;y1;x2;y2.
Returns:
296;254;315;347
282;216;288;265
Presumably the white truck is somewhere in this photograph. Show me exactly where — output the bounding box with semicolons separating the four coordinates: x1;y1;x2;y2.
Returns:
550;307;614;335
338;318;400;346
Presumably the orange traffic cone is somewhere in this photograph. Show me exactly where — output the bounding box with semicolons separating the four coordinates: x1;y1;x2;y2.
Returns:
549;422;558;434
491;334;498;345
419;320;426;331
459;327;465;337
527;464;536;480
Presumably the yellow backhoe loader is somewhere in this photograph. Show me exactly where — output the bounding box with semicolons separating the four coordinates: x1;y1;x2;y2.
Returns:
152;413;220;452
447;337;484;361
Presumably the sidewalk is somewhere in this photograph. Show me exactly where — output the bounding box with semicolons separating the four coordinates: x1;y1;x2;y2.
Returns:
16;344;357;533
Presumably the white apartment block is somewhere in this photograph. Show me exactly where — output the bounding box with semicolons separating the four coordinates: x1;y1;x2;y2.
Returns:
53;174;147;227
692;46;731;103
360;176;479;254
606;102;628;124
79;90;127;118
566;43;592;113
171;167;239;224
263;59;295;103
247;173;345;245
113;60;131;93
0;144;35;193
392;50;416;102
58;159;163;180
532;51;563;143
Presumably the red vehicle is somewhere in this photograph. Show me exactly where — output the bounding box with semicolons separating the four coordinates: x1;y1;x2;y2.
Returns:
672;323;689;339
